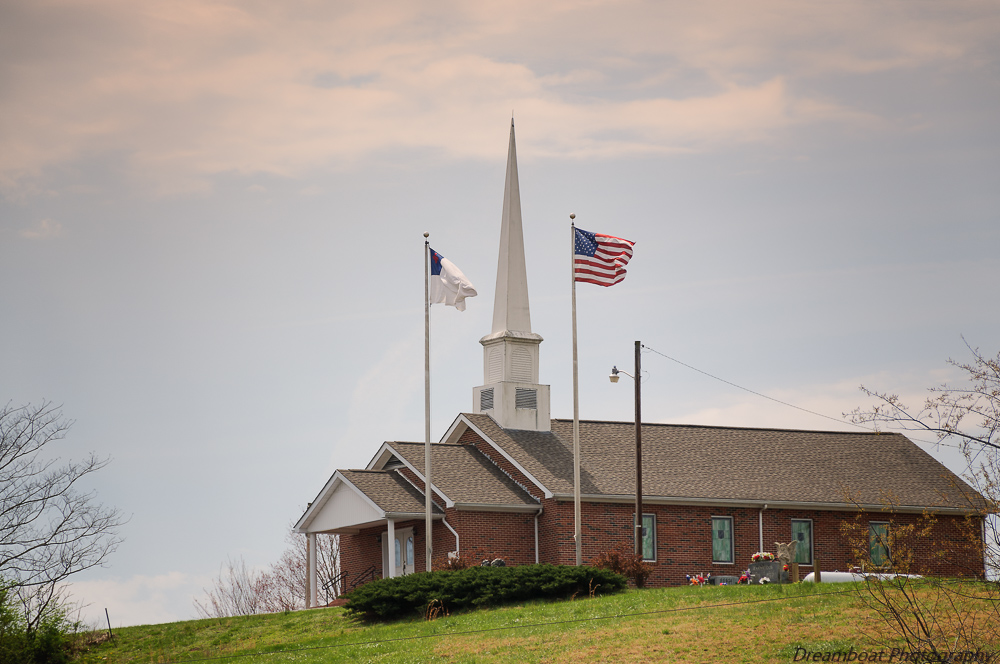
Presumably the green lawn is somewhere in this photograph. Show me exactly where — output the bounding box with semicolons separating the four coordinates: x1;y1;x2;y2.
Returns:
72;583;887;663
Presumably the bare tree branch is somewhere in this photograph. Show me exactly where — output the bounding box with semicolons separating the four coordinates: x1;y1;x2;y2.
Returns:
194;529;339;618
842;343;1000;655
0;402;125;630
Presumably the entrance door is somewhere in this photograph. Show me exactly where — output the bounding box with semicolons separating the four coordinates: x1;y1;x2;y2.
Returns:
381;527;414;578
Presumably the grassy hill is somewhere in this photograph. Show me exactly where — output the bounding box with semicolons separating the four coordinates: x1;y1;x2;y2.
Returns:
73;583;887;663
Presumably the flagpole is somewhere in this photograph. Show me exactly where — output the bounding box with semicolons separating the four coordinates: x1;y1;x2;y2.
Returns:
570;215;582;567
424;232;433;573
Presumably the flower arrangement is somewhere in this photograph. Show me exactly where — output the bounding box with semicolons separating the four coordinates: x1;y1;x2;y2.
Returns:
751;552;775;562
686;573;710;586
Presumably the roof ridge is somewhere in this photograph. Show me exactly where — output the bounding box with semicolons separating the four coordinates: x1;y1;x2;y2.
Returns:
550;418;889;437
388;441;460;446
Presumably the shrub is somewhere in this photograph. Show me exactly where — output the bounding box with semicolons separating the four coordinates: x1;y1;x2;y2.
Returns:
591;543;653;588
343;564;627;622
431;547;501;572
0;587;71;664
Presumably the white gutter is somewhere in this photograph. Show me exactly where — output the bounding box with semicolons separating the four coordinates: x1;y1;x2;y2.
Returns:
534;507;543;564
443;518;460;556
454;502;541;513
551;493;974;515
759;504;768;553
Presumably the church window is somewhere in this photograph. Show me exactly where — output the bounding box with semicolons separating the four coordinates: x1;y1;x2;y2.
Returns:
869;522;890;568
791;519;813;565
712;516;733;563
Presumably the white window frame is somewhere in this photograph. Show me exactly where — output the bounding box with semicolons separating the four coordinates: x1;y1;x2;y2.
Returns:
791;518;814;565
869;521;891;568
632;512;657;562
642;513;656;562
711;516;734;564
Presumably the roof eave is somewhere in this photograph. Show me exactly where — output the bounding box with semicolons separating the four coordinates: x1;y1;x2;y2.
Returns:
549;493;979;515
454;502;542;513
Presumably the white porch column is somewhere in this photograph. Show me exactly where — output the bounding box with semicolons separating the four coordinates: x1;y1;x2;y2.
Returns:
307;532;317;608
386;518;396;578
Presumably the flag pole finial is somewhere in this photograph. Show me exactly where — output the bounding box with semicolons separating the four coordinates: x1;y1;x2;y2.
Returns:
569;213;575;220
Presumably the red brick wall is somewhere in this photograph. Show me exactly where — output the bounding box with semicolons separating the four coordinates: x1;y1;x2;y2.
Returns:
340;505;982;590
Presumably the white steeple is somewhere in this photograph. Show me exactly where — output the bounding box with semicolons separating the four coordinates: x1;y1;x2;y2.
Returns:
473;120;551;431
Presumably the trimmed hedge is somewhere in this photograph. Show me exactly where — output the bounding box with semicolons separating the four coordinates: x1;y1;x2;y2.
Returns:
343;564;627;622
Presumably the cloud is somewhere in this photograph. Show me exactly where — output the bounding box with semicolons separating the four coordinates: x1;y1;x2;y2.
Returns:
1;0;994;195
18;218;63;240
66;571;209;628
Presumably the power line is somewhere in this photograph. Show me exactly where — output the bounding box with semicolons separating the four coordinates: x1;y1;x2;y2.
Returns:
639;344;968;454
162;588;854;663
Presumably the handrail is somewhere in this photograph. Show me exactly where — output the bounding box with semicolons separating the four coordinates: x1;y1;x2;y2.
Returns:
323;569;350;600
349;565;377;590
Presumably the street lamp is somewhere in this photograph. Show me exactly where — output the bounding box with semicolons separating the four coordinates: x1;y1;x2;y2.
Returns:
610;340;643;559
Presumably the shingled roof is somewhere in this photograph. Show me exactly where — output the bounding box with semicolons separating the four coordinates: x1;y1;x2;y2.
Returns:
383;442;538;509
340;470;443;516
458;413;979;511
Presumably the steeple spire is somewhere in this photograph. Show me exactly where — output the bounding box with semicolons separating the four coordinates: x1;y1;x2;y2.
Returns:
473;120;550;431
491;120;532;335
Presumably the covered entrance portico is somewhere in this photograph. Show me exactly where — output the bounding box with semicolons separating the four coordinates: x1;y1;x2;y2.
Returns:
294;469;443;607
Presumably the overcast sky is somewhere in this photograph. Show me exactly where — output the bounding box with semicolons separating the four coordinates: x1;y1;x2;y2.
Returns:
2;0;998;627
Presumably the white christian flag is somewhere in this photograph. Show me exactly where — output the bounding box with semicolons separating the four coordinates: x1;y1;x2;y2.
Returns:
429;248;478;311
574;227;635;286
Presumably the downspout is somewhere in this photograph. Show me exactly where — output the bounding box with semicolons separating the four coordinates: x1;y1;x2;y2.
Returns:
759;504;768;553
535;506;543;564
443;517;460;556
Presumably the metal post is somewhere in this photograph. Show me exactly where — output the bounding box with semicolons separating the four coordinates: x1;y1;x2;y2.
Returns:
424;234;433;572
570;217;582;566
634;340;643;558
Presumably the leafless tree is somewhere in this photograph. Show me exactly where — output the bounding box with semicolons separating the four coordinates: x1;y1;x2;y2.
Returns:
268;530;340;610
0;402;124;630
194;530;339;618
845;342;1000;655
192;557;275;618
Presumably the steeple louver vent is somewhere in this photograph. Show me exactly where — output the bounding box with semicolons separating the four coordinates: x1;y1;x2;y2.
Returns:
515;388;537;410
512;347;532;382
480;388;495;411
488;348;503;383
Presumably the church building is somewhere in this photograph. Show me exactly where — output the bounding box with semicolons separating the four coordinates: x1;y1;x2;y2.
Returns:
294;123;984;606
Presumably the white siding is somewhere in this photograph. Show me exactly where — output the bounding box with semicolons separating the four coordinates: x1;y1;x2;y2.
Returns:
308;481;381;532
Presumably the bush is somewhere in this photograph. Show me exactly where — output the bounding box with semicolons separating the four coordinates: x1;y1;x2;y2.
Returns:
0;588;71;664
591;543;653;588
343;564;627;622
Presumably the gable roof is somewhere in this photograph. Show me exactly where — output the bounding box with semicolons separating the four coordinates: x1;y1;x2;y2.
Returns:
381;442;538;510
294;468;443;534
458;413;978;512
340;469;442;516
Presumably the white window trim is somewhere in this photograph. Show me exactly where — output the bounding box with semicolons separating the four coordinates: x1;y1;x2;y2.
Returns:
869;521;891;567
643;513;657;563
791;518;814;566
711;516;735;565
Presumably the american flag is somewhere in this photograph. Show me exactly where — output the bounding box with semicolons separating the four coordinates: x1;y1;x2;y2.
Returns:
574;227;635;287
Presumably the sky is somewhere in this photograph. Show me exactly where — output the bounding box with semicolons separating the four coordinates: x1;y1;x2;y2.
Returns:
2;0;998;627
